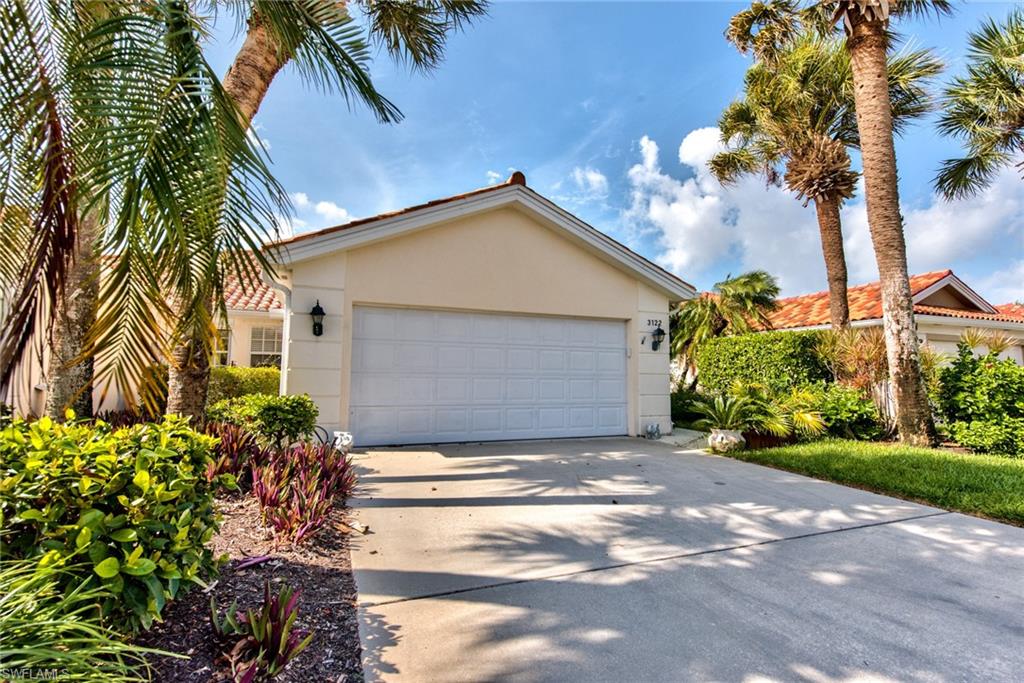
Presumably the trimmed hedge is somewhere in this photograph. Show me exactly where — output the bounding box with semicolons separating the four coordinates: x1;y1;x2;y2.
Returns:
207;366;280;404
697;331;829;395
939;343;1024;456
207;393;318;447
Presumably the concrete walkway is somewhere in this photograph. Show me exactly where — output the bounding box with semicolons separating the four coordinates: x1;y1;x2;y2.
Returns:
348;438;1024;682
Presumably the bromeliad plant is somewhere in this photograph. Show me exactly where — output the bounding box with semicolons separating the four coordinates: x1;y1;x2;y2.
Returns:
211;582;314;682
251;443;357;545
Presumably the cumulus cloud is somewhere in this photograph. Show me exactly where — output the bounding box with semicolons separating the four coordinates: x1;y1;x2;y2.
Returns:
624;128;1024;298
314;200;352;224
279;192;354;237
485;170;503;185
290;192;310;209
570;166;609;197
977;260;1024;305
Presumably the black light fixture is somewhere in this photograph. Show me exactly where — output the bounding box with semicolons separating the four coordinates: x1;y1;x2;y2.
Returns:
651;326;666;351
310;300;326;337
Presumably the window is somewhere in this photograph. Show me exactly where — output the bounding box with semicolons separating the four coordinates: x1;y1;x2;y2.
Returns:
250;326;282;368
214;327;231;366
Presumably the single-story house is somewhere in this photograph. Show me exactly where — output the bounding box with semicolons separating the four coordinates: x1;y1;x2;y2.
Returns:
265;172;694;447
3;271;285;416
767;270;1024;364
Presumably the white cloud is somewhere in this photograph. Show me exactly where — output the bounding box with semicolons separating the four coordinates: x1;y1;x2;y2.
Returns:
977;260;1024;305
624;129;1024;296
570;166;609;197
314;200;352;224
247;122;271;151
290;192;310;209
485;170;503;185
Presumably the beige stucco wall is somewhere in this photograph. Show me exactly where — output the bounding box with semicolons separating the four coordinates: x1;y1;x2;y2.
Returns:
279;206;673;438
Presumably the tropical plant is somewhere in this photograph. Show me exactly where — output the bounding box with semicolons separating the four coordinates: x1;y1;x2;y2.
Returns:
714;33;940;328
211;581;314;682
0;1;289;417
671;271;780;387
815;326;889;393
728;382;827;438
725;0;950;446
936;8;1024;199
251;442;357;544
812;382;882;440
0;560;171;681
0;415;221;631
691;394;750;431
205;421;265;489
959;327;1015;356
164;0;489;419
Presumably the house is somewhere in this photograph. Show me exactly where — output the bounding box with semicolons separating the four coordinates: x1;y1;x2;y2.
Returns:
264;172;694;447
767;270;1024;364
3;271;285;416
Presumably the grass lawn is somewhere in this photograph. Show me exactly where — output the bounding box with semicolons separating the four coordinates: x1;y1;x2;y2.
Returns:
724;439;1024;527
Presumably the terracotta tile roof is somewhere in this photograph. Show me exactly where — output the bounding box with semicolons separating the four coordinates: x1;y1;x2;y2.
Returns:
913;303;1024;323
223;272;281;312
768;270;952;329
996;302;1024;319
270;171;528;248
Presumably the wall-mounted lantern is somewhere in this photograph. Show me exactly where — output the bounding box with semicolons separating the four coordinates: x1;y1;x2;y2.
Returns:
311;300;326;337
650;326;666;351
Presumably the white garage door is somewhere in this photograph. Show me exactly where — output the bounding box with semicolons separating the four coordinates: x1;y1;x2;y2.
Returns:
350;306;628;446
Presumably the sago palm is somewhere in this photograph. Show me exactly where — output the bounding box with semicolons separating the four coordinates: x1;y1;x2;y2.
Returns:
711;33;940;329
671;271;779;387
935;8;1024;199
0;0;288;414
164;0;488;419
725;0;951;446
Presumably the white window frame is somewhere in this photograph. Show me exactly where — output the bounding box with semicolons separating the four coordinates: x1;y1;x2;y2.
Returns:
214;326;231;367
249;326;282;368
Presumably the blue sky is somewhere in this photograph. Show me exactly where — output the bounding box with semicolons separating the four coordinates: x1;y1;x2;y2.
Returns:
203;1;1023;303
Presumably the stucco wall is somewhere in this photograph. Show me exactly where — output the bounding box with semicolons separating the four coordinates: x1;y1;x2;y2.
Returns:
280;206;673;438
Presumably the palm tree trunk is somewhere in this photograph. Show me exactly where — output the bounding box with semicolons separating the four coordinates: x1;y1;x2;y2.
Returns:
846;15;935;446
165;11;288;420
44;214;98;420
812;194;850;329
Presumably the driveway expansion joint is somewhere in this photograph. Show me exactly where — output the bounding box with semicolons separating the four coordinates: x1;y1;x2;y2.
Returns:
364;510;952;607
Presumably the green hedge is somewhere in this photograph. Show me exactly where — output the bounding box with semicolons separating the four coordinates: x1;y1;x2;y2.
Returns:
697;331;829;395
207;393;318;447
939;344;1024;456
207;366;280;404
0;415;222;632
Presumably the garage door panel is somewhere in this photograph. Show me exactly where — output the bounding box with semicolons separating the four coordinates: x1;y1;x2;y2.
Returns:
351;307;627;446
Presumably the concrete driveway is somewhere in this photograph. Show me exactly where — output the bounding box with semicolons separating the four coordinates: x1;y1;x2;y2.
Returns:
348;438;1024;682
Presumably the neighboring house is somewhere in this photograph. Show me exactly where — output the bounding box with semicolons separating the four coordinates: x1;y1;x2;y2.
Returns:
3;272;284;416
767;270;1024;364
264;172;695;447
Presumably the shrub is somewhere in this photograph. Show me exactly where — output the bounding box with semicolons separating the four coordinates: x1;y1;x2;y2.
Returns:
951;419;1024;457
670;386;703;426
814;383;882;441
211;581;313;681
697;331;829;395
0;560;163;680
207;394;318;447
251;443;356;544
205;422;264;490
938;344;1024;456
207;366;281;404
0;415;221;631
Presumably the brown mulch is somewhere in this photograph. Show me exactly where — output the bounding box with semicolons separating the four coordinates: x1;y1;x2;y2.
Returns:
135;496;364;683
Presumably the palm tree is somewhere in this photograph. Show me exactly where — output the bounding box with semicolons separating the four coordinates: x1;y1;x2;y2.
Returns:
935;8;1024;199
726;0;950;446
164;0;488;419
712;34;940;329
0;1;288;416
671;271;780;388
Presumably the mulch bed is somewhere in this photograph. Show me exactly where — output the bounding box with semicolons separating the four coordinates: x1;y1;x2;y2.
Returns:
135;496;364;682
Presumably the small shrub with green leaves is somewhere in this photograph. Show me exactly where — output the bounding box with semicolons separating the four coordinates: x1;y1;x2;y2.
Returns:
0;560;167;680
697;331;829;395
0;415;222;631
671;386;704;426
207;394;318;447
211;581;313;682
691;394;750;431
208;366;281;404
813;383;883;441
951;419;1024;458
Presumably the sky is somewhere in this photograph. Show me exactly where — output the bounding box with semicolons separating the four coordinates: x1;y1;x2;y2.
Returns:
202;1;1023;304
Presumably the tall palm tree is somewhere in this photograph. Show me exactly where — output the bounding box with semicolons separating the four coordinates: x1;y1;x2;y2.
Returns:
711;34;940;329
671;271;780;388
935;8;1024;199
726;0;951;446
164;0;488;419
0;1;288;416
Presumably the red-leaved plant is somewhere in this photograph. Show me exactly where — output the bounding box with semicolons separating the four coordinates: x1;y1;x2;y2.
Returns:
211;582;313;682
251;443;356;544
206;422;265;490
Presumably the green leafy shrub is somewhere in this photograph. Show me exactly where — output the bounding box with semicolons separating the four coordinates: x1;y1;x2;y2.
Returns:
814;383;882;441
938;344;1024;455
0;415;221;631
670;386;703;426
207;394;318;447
697;331;829;395
207;366;281;404
0;560;167;680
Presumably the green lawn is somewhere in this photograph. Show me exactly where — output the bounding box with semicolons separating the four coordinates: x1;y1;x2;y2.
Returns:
724;439;1024;527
